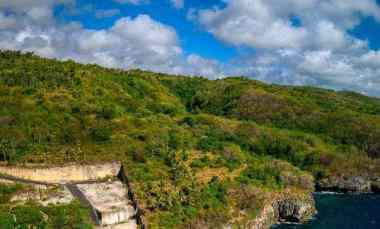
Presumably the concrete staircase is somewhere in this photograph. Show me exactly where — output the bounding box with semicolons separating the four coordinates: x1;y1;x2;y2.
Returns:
67;181;137;227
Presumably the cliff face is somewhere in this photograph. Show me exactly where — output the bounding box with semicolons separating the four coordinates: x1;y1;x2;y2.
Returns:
247;190;316;229
317;176;380;193
275;198;315;223
249;174;380;229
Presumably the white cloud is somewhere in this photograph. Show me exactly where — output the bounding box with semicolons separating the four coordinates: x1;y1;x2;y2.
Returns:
171;0;184;9
298;51;356;83
197;0;380;50
66;14;183;71
185;54;222;78
195;0;380;96
358;51;380;68
198;0;308;49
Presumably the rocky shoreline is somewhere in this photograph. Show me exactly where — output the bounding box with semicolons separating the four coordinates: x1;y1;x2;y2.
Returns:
247;190;316;229
316;176;380;194
248;175;380;229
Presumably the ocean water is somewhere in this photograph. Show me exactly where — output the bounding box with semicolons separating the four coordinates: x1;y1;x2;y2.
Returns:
273;194;380;229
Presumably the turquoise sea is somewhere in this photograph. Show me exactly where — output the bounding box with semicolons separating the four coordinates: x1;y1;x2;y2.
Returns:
273;194;380;229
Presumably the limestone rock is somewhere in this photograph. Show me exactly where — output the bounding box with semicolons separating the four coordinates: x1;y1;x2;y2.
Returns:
317;176;379;193
247;190;316;229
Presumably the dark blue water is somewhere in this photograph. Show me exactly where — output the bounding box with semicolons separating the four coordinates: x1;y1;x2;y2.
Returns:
273;194;380;229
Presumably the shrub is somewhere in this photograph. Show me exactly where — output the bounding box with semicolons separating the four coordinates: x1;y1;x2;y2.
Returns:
96;104;121;120
90;127;112;142
132;149;146;163
181;116;195;127
0;184;23;204
197;136;223;151
12;204;45;227
0;211;14;229
238;165;283;188
368;144;380;158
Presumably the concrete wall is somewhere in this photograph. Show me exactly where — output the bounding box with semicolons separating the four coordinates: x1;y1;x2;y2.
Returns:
0;162;121;184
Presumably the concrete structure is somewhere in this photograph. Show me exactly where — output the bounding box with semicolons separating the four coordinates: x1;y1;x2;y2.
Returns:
0;162;140;228
77;181;136;226
0;162;121;184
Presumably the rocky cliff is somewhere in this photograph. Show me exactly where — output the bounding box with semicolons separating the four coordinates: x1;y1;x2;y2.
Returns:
316;176;380;194
247;189;316;229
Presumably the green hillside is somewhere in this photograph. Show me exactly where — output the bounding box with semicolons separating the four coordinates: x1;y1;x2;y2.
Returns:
0;50;379;228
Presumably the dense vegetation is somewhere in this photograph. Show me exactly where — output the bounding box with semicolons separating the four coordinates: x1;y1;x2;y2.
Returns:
0;50;379;228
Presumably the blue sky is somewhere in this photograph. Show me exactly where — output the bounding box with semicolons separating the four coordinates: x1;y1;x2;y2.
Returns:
350;16;380;50
58;0;380;61
1;0;380;96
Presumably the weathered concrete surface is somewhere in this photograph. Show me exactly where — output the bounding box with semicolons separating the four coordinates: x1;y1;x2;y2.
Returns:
77;181;136;226
10;185;74;206
0;162;121;184
98;220;138;229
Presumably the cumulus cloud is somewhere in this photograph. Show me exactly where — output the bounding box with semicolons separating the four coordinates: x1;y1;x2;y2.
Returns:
198;0;308;49
197;0;380;50
196;0;380;96
185;54;222;78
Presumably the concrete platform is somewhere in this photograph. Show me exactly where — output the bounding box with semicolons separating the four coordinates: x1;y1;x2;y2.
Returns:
77;181;136;226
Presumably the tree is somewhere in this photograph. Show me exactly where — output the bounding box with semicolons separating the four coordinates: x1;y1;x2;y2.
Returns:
0;138;16;163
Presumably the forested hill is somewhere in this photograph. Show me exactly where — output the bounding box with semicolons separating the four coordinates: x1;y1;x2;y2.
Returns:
0;50;379;228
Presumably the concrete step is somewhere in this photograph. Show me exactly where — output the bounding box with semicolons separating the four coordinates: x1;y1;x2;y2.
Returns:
77;181;136;226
